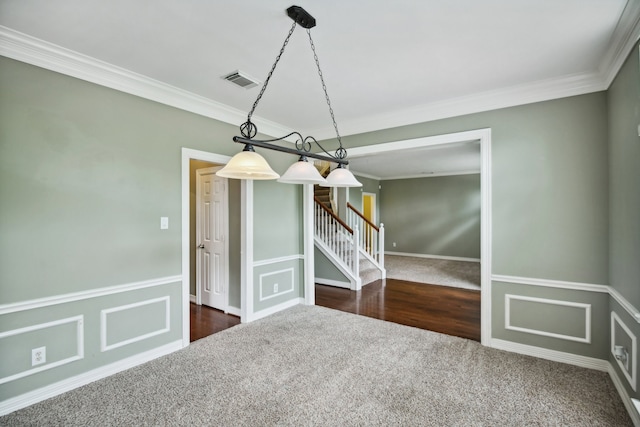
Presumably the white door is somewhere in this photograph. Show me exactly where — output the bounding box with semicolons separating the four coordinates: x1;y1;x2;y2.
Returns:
196;167;228;311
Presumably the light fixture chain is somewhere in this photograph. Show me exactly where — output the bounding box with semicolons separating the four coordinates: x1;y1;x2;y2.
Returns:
307;29;343;152
247;21;297;123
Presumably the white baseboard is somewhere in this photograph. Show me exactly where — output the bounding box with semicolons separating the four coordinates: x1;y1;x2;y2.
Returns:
245;298;303;323
385;251;480;263
315;278;351;289
226;306;241;317
0;339;183;416
609;363;640;426
490;338;608;371
189;294;196;303
492;339;638;424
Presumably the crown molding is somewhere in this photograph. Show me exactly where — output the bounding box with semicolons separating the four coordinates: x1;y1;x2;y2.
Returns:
0;26;293;140
310;71;605;140
312;0;640;139
600;0;640;87
3;0;639;142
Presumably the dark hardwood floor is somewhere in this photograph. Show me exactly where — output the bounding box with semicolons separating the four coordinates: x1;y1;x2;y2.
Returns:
190;279;481;342
315;279;481;341
190;303;241;342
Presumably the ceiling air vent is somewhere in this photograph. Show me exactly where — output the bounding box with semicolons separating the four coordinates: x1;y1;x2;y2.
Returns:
222;70;260;89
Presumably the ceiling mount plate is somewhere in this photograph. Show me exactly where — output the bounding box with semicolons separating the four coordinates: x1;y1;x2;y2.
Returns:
286;5;316;29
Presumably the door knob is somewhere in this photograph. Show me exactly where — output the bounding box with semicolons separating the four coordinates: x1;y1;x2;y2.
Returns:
198;244;205;249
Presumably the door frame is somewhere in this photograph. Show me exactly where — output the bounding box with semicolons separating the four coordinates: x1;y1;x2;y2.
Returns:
181;148;235;347
362;192;376;224
345;128;492;346
195;166;229;311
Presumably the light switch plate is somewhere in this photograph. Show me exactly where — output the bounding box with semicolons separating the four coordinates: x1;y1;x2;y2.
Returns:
160;217;169;229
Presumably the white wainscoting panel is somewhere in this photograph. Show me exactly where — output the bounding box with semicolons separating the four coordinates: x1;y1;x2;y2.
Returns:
505;294;591;344
0;340;182;416
100;296;170;352
259;268;295;302
0;316;84;385
612;311;637;391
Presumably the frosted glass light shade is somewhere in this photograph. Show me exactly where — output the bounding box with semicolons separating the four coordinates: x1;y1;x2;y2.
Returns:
216;150;280;180
278;158;328;185
321;166;362;187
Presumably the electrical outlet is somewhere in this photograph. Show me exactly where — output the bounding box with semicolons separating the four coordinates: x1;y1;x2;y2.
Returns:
32;346;46;366
160;217;169;230
393;242;396;247
273;283;279;293
614;345;630;371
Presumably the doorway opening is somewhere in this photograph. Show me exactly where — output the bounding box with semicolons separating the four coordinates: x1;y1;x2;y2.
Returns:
339;129;492;345
181;149;242;346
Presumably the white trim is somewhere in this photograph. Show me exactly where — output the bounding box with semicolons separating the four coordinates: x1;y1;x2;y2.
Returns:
252;254;303;267
0;339;182;416
248;298;303;323
347;131;487;158
505;295;591;344
610;365;640;427
314;235;361;290
226;306;241;317
380;170;481;181
479;129;492;346
311;73;605;139
0;316;84;385
493;274;640;323
0;275;181;315
610;286;640;323
351;171;380;180
3;7;638;142
599;1;640;87
181;147;235;347
612;311;638;391
314;278;351;289
189;294;197;304
100;297;170;352
385;251;480;263
241;180;253;324
0;26;293;140
303;184;315;306
490;338;609;372
337;128;492;345
361;191;376;225
492;274;609;293
258;268;295;302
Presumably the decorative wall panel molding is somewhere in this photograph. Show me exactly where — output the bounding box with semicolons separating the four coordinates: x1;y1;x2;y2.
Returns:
505;294;591;343
0;316;84;385
100;297;170;352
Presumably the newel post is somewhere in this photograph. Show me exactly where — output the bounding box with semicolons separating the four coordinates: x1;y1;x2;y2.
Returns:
353;225;360;278
379;223;385;268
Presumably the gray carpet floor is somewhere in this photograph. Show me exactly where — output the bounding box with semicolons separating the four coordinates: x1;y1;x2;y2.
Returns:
1;305;630;426
385;255;481;290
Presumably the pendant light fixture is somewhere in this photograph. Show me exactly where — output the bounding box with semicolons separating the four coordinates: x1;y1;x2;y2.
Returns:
216;5;362;188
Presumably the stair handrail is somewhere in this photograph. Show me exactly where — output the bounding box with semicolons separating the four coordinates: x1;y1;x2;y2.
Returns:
315;196;353;233
347;202;379;232
345;203;385;280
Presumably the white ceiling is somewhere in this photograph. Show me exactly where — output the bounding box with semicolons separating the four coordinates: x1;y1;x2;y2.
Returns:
1;0;638;179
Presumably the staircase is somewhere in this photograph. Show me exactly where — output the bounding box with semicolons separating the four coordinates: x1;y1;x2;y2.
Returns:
313;188;385;290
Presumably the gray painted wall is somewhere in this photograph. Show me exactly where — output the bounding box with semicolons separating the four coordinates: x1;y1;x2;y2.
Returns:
0;56;303;402
314;247;349;284
339;92;609;285
320;92;610;361
607;43;640;399
608;44;640;308
381;174;480;259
